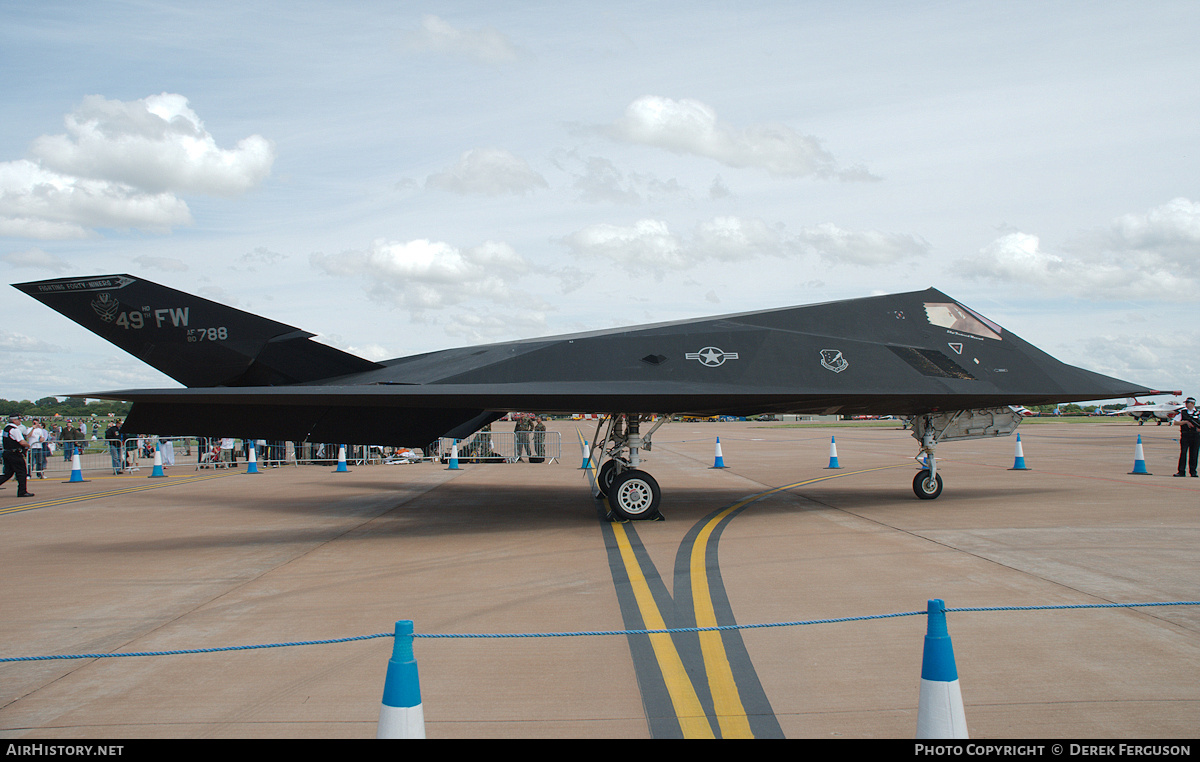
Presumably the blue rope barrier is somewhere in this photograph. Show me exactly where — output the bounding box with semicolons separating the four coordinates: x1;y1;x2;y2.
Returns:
0;633;393;663
3;600;1197;663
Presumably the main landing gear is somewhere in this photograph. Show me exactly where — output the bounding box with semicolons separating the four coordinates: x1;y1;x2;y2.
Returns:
590;414;668;521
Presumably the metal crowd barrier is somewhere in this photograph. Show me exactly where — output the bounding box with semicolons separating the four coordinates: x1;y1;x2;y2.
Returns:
21;436;200;478
16;430;563;478
432;431;561;464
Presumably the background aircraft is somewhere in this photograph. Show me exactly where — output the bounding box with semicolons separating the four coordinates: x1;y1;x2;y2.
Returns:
1115;397;1184;425
15;275;1165;518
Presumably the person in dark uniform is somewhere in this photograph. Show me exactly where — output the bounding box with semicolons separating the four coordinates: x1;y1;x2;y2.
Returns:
105;419;124;475
514;415;533;462
533;416;546;463
1173;396;1199;477
0;414;34;496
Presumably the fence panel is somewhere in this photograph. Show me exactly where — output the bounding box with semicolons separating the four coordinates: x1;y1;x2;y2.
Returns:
433;431;561;463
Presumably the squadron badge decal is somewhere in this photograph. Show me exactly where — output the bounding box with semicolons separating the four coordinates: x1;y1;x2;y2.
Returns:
820;349;849;373
686;347;739;367
91;292;120;323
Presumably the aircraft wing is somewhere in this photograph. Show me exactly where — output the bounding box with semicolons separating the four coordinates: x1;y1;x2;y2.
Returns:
92;365;1148;446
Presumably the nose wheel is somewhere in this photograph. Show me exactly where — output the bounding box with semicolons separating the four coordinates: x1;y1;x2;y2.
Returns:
607;469;662;520
913;469;943;499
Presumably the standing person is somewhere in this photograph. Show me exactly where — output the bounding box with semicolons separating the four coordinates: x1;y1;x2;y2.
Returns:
533;416;546;462
105;419;124;475
63;420;79;461
26;419;48;479
514;415;532;462
0;414;34;496
125;434;141;472
1173;396;1199;478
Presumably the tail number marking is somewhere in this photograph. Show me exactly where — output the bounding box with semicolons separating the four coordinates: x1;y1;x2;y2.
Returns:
187;327;228;342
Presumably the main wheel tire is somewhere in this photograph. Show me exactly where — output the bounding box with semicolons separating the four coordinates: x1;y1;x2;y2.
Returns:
913;469;943;500
596;459;621;498
607;469;662;520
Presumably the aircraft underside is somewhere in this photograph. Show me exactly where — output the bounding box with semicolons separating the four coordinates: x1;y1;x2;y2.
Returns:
581;405;1025;519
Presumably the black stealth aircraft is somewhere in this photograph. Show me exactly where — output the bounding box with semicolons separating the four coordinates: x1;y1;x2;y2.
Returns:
15;274;1161;519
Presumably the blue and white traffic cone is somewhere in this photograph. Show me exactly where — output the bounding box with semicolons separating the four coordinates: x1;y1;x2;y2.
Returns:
1009;433;1029;470
580;440;590;470
377;619;425;739
1129;435;1151;475
711;437;726;468
246;443;260;474
148;443;167;478
826;436;840;469
916;598;968;739
447;440;460;470
66;451;88;483
335;445;349;473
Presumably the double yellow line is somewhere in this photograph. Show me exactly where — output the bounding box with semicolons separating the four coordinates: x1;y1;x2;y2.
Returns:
610;465;905;738
0;473;231;516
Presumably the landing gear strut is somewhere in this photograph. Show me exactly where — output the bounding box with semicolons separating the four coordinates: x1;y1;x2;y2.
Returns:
908;407;1025;500
913;415;942;500
590;414;668;520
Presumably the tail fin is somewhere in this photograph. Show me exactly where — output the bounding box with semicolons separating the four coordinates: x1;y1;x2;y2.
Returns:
14;274;382;387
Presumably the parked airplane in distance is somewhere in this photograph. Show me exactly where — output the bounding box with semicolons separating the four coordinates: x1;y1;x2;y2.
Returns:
1116;397;1184;425
15;275;1172;518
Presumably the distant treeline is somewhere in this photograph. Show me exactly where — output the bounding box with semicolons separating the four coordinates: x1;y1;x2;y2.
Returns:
0;397;132;419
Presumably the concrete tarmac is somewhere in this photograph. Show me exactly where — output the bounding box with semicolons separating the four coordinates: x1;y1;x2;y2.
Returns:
0;420;1197;739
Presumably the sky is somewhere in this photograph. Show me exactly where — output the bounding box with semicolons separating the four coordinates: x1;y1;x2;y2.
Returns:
1;1;1197;403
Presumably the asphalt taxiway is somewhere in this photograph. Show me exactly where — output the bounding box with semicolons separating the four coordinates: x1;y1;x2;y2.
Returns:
1;420;1197;739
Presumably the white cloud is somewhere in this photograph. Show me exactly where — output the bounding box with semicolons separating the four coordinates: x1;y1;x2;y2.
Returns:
563;216;921;276
1101;197;1200;279
562;219;686;274
31;94;274;196
0;159;192;238
310;237;531;313
958;199;1200;300
1;246;71;272
441;307;548;342
1080;330;1200;395
345;343;391;362
0;94;273;240
603;96;874;180
426;148;548;196
0;330;64;353
693;216;795;261
708;175;732;200
233;246;287;272
401;15;522;64
132;255;189;272
798;223;930;265
554;153;687;205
